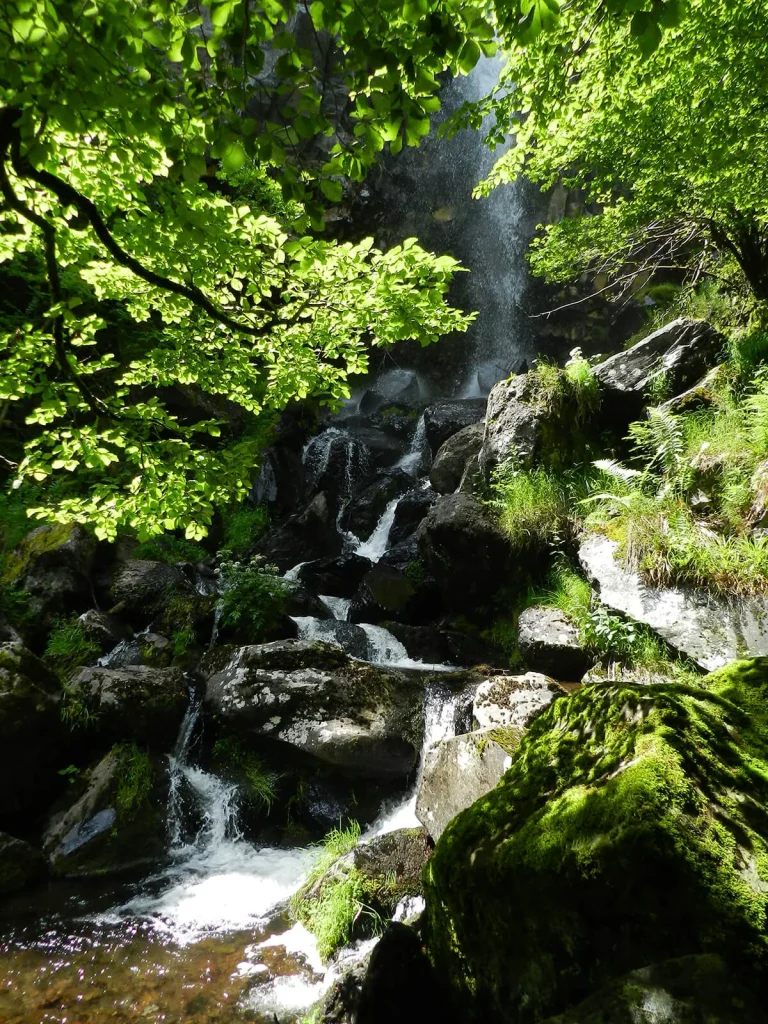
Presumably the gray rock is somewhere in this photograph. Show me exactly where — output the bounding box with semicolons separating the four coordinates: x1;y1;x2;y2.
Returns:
0;832;46;894
473;672;565;730
423;399;487;456
579;533;768;671
517;606;592;680
430;422;485;494
358;369;421;414
479;374;545;478
66;664;187;749
258;492;343;572
416;729;520;840
202;640;425;779
349;563;421;624
109;558;212;640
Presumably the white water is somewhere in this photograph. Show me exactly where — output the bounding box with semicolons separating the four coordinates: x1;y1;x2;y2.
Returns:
396;413;430;476
352;497;400;562
320;594;351;621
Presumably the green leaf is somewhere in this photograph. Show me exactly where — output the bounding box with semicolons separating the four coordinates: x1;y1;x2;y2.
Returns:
320;178;343;202
221;142;247;172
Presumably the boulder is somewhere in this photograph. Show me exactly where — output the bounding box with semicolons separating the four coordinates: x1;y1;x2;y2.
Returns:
579;532;768;671
0;832;46;894
593;318;723;420
291;617;372;661
43;745;170;877
358;369;421;415
0;642;66;824
202;640;425;779
423;399;487;456
416;728;520;841
479;374;546;478
339;471;411;542
473;672;565;730
109;558;213;640
284;581;333;619
383;622;503;668
343;426;407;469
416;493;512;611
517;606;592;680
76;609;127;655
389;487;438;546
66;664;187;749
349;564;422;625
297;554;373;598
303;427;371;499
430;422;485;494
424;663;768;1023
258;492;343;572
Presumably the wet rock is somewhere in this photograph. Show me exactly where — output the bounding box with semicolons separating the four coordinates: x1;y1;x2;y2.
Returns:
291;618;372;660
430;422;485;494
284;581;333;619
423;398;487;456
517;606;592;680
479;373;546;478
109;559;212;640
424;666;768;1022
303;427;371;500
0;832;46;894
342;426;407;469
0;642;65;824
593;318;724;420
202;640;425;779
349;563;427;625
339;470;411;542
388;487;438;546
43;746;169;877
76;610;127;655
416;728;520;841
258;492;343;572
297;555;373;598
383;622;502;668
367;405;424;439
416;493;512;611
66;664;187;749
473;672;565;730
579;532;768;671
318;951;372;1024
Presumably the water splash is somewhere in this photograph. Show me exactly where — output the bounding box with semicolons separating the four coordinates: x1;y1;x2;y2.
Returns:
320;595;352;621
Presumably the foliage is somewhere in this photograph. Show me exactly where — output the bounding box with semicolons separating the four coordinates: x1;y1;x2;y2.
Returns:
44;618;100;678
218;554;287;640
403;559;428;585
220;504;271;558
113;742;153;822
491;466;573;550
170;627;197;662
212;736;278;810
132;536;206;564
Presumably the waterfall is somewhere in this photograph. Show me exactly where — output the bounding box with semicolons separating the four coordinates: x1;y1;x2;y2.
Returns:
396;413;430;476
302;427;368;496
320;595;351;621
352;497;400;562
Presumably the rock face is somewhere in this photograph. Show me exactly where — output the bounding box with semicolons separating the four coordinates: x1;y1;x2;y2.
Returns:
479;374;546;478
416;728;520;841
579;533;768;670
202;640;425;779
43;746;169;877
340;471;410;541
349;563;422;624
429;422;485;495
66;664;187;749
384;622;502;668
423;399;487;456
0;642;65;823
473;672;565;731
593;318;723;416
517;606;592;680
76;610;127;655
425;661;768;1023
0;832;46;894
416;494;511;611
258;492;342;571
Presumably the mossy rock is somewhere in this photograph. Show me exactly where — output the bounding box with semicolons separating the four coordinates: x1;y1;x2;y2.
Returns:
2;523;78;584
424;659;768;1023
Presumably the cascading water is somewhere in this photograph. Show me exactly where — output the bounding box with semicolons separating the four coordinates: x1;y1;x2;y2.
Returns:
302;427;369;497
396;413;431;476
351;497;400;561
320;594;351;621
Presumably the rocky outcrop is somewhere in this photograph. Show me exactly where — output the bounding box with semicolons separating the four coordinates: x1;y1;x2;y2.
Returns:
424;661;768;1023
349;563;424;625
579;533;768;671
258;492;343;571
339;471;410;541
0;832;46;894
416;493;511;611
517;606;592;680
202;640;425;779
472;672;565;730
297;554;373;598
76;609;127;654
416;728;519;841
66;664;187;749
479;374;546;478
423;399;487;456
429;423;485;495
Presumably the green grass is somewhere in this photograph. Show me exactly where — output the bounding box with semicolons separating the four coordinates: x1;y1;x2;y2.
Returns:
44;619;100;678
212;736;278;810
114;742;153;821
220;504;271;557
492;466;572;550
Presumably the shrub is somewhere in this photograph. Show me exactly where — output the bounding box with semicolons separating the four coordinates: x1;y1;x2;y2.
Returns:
45;619;100;678
218;554;287;639
132;536;206;564
564;347;600;421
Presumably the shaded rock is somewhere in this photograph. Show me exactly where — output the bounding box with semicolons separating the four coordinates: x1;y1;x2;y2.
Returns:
473;672;565;730
367;405;424;439
43;746;169;877
291;617;372;661
109;558;212;640
416;728;520;841
0;642;65;823
423;399;487;456
659;363;725;415
202;640;425;779
66;664;187;749
343;426;407;469
579;532;768;671
358;369;421;415
284;581;333;619
389;487;438;546
349;563;421;625
136;632;173;667
416;493;511;611
76;610;127;655
298;554;373;598
593;318;724;420
318;950;372;1024
426;663;768;1022
383;622;503;668
430;422;485;494
339;471;411;542
517;606;592;680
303;427;371;500
0;832;46;895
479;373;545;478
258;492;342;572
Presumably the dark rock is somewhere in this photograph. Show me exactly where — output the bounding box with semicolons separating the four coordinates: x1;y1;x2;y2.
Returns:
0;642;65;824
318;952;371;1023
66;664;188;749
358;369;421;415
257;492;343;572
479;373;546;478
430;422;485;494
517;606;592;681
109;559;212;640
425;665;768;1022
416;728;520;841
298;554;373;598
593;318;724;420
136;632;173;667
291;618;372;661
303;427;371;499
416;493;512;611
579;532;768;671
339;471;411;542
659;363;725;415
202;640;425;779
367;406;424;439
383;622;502;668
472;671;566;730
349;563;425;625
423;399;487;456
76;610;127;655
43;746;169;877
284;581;333;619
389;487;438;546
0;832;46;894
343;426;407;469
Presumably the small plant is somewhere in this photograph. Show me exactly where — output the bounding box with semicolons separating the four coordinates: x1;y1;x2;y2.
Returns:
645;370;673;405
45;619;100;678
220;504;271;558
218;554;287;640
113;742;153;822
171;626;197;660
564;347;600;420
212;736;278;810
61;684;100;731
492;465;571;549
404;559;428;585
57;764;80;785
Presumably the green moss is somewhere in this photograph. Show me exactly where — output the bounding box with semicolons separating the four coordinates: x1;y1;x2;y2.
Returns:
132;536;206;564
113;742;153;822
425;663;768;1023
220;504;271;557
2;522;74;583
404;559;428;585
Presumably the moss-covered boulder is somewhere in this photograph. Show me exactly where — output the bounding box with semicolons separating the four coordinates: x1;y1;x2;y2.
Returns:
424;659;768;1023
